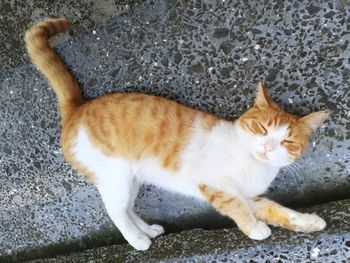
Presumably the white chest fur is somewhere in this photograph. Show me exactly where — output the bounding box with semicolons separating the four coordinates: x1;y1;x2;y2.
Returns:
180;120;280;198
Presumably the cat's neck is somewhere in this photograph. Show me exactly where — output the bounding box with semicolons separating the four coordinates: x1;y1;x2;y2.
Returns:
183;119;280;193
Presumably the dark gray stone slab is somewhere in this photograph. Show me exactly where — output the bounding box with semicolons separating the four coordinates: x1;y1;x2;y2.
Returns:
0;0;143;72
0;0;349;259
28;199;350;263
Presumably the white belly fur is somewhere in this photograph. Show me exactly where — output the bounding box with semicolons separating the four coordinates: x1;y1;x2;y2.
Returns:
72;126;204;200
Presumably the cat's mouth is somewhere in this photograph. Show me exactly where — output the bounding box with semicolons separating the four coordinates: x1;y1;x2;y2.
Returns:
256;152;268;161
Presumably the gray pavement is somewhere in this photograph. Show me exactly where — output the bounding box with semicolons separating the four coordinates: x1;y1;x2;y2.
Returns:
0;0;142;72
29;199;350;263
0;0;349;261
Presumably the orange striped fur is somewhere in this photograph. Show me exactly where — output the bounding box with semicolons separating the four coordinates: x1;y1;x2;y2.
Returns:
250;197;297;230
200;112;220;131
199;184;257;236
67;93;198;172
25;18;83;122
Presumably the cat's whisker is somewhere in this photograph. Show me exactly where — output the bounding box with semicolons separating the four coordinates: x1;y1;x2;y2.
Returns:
284;163;304;193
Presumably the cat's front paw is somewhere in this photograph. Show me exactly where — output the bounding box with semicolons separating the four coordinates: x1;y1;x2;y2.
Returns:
291;213;326;233
128;233;152;250
248;220;271;240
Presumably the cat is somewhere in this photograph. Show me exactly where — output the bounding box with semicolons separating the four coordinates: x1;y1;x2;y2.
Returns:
25;18;329;250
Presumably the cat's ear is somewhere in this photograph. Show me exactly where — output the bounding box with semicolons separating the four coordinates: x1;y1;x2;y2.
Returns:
254;81;270;108
299;110;330;133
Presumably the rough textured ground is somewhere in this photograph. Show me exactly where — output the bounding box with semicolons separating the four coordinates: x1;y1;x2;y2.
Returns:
27;199;350;263
0;0;349;261
0;0;143;71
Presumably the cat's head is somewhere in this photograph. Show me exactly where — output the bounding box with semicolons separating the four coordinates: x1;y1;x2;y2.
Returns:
239;81;329;167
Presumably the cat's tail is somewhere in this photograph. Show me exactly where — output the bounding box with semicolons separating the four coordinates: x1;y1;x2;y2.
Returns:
25;18;83;120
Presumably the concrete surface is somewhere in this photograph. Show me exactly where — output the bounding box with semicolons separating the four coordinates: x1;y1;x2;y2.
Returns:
27;198;350;263
0;0;349;261
0;0;143;72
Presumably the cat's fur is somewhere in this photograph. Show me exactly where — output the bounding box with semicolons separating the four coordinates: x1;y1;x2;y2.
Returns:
25;18;329;250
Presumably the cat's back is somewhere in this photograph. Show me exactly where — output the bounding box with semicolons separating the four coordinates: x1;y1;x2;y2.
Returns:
78;93;198;140
62;92;204;172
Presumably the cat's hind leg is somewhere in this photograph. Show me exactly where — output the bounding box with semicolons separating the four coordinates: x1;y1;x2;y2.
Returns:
249;197;326;233
94;160;152;250
128;179;165;238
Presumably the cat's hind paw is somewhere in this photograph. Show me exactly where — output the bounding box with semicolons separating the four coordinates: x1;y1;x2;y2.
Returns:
138;223;164;238
147;224;165;238
248;221;271;240
291;213;326;233
128;233;152;250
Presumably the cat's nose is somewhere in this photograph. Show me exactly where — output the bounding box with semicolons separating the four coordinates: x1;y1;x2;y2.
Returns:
263;141;276;152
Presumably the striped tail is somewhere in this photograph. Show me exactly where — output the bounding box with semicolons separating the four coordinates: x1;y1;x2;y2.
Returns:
25;18;83;121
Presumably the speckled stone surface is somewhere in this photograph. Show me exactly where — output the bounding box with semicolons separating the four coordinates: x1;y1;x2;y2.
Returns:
28;199;350;263
0;0;143;71
0;0;349;260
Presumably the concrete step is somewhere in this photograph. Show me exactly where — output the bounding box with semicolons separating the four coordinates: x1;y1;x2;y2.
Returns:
27;199;350;262
0;0;349;261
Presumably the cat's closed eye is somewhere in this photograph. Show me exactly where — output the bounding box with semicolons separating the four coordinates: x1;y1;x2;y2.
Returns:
281;140;301;153
257;122;268;136
249;121;268;135
281;139;294;145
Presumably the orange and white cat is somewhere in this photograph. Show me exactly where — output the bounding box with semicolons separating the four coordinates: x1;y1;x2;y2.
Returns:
25;18;329;250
